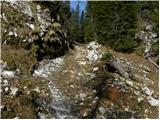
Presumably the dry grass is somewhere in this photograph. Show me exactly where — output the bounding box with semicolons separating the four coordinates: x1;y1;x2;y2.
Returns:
1;45;37;74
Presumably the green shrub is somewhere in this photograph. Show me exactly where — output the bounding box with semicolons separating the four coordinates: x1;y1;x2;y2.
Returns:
29;44;39;58
101;52;114;62
151;41;159;56
113;38;138;53
135;44;145;56
32;26;40;35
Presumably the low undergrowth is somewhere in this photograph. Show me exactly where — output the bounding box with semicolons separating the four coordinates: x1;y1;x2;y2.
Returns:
1;45;37;74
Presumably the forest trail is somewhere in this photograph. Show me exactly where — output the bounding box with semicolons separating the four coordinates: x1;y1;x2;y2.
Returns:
33;42;104;118
33;41;158;119
1;1;158;119
1;42;158;119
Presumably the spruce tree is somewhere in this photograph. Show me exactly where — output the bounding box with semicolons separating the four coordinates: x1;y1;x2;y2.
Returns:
79;10;85;42
84;2;96;42
70;2;81;42
84;1;139;52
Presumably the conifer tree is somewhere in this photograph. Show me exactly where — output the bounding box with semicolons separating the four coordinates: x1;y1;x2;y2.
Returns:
79;10;85;42
84;2;96;42
70;2;81;42
84;1;139;52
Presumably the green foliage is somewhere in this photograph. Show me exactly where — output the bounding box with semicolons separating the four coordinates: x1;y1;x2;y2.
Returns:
139;1;159;23
151;41;159;56
113;37;138;53
79;10;85;42
84;1;139;53
33;26;40;35
69;2;85;43
140;1;159;33
59;1;71;42
135;44;146;56
70;2;80;42
60;1;71;21
101;53;114;62
84;2;96;43
3;32;21;47
29;44;39;58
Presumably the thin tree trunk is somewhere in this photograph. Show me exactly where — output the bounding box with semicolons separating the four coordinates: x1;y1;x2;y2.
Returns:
147;57;159;69
108;60;129;79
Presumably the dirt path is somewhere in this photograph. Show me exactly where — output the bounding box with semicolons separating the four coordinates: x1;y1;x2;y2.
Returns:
2;42;158;119
33;42;104;118
33;42;159;119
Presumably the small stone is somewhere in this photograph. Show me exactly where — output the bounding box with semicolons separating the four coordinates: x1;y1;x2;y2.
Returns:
70;85;74;88
147;96;159;106
138;97;143;102
8;31;14;36
33;87;40;93
0;89;3;93
14;32;18;37
37;5;41;10
80;102;84;106
143;70;149;74
89;103;92;106
75;95;78;98
23;86;27;89
92;100;96;104
126;80;133;86
27;91;30;94
92;90;97;93
10;87;18;96
98;107;105;114
79;93;87;98
93;67;99;72
0;105;4;109
143;86;153;96
124;107;129;111
78;73;83;76
3;79;8;86
146;25;152;31
81;98;84;101
145;109;148;113
82;111;88;117
3;79;8;84
26;23;34;30
144;77;150;81
5;87;9;92
79;61;86;65
95;96;99;100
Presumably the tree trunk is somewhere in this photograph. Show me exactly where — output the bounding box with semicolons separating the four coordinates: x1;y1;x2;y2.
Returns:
107;60;129;79
147;57;159;69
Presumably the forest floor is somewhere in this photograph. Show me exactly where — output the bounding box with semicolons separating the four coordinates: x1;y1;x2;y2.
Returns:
33;41;159;118
1;42;159;119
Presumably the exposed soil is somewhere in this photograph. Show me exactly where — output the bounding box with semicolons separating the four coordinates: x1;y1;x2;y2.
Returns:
1;42;159;119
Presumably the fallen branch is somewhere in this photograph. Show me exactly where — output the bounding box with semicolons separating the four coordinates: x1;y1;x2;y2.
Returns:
73;41;83;45
147;57;159;69
105;60;152;97
107;60;130;79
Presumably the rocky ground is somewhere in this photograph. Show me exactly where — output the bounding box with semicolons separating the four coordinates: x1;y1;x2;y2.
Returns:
1;1;159;119
1;41;158;119
1;1;71;62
